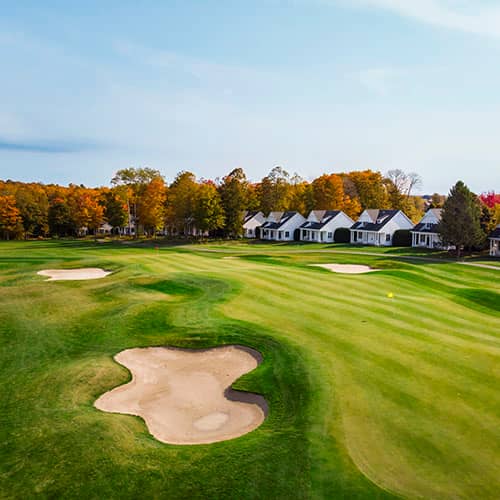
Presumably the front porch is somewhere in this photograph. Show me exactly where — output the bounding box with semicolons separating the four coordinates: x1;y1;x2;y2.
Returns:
300;229;333;243
490;238;500;257
412;232;440;249
350;230;387;246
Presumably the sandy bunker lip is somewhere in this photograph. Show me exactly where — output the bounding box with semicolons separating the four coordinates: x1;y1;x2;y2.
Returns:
94;345;268;445
37;268;111;281
310;263;378;274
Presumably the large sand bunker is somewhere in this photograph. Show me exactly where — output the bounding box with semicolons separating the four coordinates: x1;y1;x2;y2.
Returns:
310;263;378;274
37;268;111;281
95;345;267;445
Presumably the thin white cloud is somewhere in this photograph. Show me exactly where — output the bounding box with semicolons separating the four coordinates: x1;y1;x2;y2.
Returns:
340;0;500;38
356;67;399;95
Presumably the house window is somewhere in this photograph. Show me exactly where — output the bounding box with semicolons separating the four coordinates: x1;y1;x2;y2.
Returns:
358;231;363;239
285;231;290;238
327;232;332;238
386;234;391;242
248;229;253;235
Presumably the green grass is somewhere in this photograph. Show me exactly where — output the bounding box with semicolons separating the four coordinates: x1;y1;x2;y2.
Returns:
1;240;499;499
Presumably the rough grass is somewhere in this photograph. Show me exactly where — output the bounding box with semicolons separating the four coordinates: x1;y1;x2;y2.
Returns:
0;239;499;499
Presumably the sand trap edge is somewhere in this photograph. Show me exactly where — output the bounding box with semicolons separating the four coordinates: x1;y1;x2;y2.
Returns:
94;344;268;445
37;268;112;281
309;263;379;274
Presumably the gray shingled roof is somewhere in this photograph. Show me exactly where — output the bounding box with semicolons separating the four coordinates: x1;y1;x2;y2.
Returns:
243;211;260;224
262;211;300;229
489;226;500;239
300;210;341;230
412;223;439;233
351;209;399;232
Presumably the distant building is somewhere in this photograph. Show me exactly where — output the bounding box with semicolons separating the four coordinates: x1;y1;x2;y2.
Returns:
411;209;444;249
242;211;266;238
489;225;500;257
299;210;354;243
350;209;413;246
260;211;306;241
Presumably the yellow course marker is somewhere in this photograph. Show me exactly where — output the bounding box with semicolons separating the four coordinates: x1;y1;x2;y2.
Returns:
387;292;394;299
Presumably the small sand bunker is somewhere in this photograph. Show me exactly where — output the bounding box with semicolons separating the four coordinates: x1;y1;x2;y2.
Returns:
310;263;378;274
95;345;267;445
37;268;111;281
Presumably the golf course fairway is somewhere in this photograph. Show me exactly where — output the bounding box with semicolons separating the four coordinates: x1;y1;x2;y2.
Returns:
1;240;499;499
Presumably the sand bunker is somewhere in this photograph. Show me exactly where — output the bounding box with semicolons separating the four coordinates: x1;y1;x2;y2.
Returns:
95;345;267;445
310;263;378;274
37;268;111;281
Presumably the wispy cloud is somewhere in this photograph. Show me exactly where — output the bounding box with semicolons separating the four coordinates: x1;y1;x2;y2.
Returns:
339;0;500;38
356;67;400;95
0;138;103;154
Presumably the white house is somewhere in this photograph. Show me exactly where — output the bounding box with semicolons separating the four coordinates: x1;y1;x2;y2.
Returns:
350;209;413;246
489;225;500;257
261;211;306;241
411;209;444;249
300;210;354;243
242;211;266;238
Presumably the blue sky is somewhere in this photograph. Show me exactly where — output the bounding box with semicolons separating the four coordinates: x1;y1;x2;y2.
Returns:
1;0;499;193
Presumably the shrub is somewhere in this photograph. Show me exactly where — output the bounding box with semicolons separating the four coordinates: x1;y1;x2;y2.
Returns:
392;229;412;247
334;227;351;243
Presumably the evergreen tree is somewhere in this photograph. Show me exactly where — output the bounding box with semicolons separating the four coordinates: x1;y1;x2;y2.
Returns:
438;181;484;258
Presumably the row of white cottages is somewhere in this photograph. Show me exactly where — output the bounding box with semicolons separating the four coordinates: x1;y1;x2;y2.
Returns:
243;208;500;256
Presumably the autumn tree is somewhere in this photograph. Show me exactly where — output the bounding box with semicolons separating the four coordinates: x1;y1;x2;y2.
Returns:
218;167;248;237
165;171;199;235
347;170;388;209
287;174;310;214
342;195;362;219
438;181;484;258
103;187;129;233
479;202;496;237
384;169;422;209
66;185;105;236
111;167;163;234
429;193;446;208
0;195;23;239
14;184;49;237
48;195;73;236
312;174;345;210
194;181;225;236
260;166;290;214
479;191;500;209
137;177;167;236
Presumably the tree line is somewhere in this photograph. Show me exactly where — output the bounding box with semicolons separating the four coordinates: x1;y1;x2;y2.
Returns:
0;166;498;243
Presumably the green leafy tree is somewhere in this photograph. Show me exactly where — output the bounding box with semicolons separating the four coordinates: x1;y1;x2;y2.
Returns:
103;187;129;233
48;196;73;236
218;167;248;237
15;185;49;237
194;182;225;236
438;181;484;258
